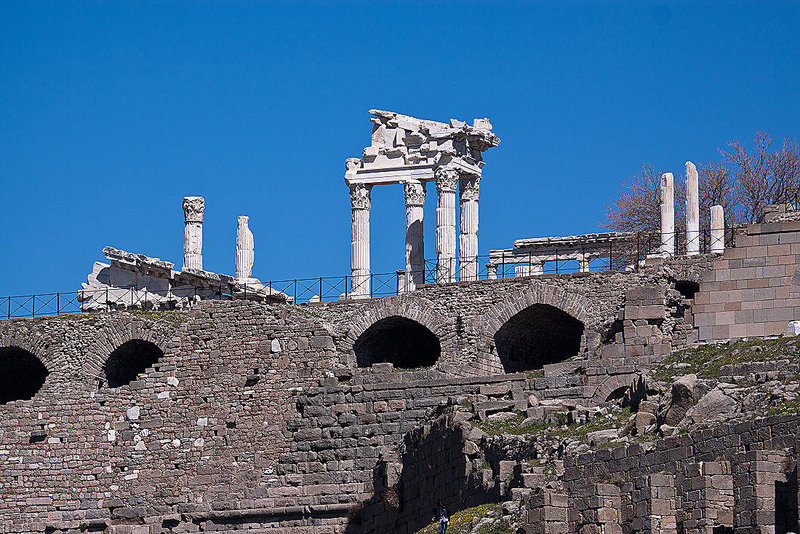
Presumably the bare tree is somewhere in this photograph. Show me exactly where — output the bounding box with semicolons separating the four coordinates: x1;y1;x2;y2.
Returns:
602;163;668;233
722;132;800;223
697;161;738;229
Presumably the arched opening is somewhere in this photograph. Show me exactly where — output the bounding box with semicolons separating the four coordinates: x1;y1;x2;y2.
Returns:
354;316;441;368
104;339;164;388
0;347;49;404
494;304;585;373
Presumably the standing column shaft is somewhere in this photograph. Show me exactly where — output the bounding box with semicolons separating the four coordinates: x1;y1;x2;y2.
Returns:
182;196;205;271
235;215;254;280
350;184;372;298
711;205;725;253
459;174;480;281
404;180;426;291
686;161;700;255
660;173;675;256
435;168;459;283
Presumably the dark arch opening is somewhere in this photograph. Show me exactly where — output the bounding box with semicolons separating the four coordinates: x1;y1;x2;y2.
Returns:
494;304;585;373
104;339;164;388
0;347;49;404
354;316;441;368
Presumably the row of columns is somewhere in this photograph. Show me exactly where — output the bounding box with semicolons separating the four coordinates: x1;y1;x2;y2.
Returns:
349;166;481;298
659;162;725;257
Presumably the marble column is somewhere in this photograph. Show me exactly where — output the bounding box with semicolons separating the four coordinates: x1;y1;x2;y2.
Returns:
711;205;725;254
182;196;205;271
459;174;481;281
235;216;254;280
486;264;498;279
686;161;700;255
435;167;459;283
404;180;426;291
350;183;372;298
660;173;675;257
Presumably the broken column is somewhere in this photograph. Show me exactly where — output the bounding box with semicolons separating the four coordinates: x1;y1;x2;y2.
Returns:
711;205;725;254
660;173;675;257
436;167;459;283
350;183;372;298
235;216;254;280
459;174;480;281
182;196;205;272
404;180;426;290
686;161;700;255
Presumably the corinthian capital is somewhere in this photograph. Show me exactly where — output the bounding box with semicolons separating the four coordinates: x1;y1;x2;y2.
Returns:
182;196;205;223
349;183;373;210
459;175;481;202
434;167;459;194
403;180;426;207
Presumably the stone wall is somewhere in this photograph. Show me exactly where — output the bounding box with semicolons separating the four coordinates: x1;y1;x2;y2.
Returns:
693;219;800;341
0;258;716;533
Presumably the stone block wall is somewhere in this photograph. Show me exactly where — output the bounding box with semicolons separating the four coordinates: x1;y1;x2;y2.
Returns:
693;220;800;341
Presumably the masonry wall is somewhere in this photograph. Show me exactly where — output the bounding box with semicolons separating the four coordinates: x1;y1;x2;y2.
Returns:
693;220;800;341
0;260;713;533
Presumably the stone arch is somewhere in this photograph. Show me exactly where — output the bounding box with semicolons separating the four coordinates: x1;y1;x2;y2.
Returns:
103;339;165;387
81;315;176;382
0;346;49;404
480;284;597;373
353;316;441;368
340;295;452;363
591;374;637;405
0;328;60;373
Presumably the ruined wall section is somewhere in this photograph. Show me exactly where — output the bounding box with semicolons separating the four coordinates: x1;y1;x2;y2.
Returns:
694;219;800;340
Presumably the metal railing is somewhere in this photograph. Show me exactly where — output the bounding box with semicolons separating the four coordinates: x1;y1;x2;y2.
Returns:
0;227;739;320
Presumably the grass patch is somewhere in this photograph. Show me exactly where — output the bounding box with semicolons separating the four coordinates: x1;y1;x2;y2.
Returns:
653;337;800;381
415;503;498;534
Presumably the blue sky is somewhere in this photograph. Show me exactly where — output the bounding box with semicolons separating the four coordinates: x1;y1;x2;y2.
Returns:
1;1;799;295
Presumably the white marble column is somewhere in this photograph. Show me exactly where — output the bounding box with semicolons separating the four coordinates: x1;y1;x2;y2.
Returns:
404;180;426;291
350;183;372;298
686;161;700;255
711;205;725;254
486;264;498;279
435;167;459;283
182;196;205;271
235;216;254;280
660;173;675;257
459;174;480;281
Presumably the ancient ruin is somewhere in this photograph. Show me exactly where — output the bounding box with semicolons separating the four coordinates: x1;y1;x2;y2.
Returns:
3;111;800;534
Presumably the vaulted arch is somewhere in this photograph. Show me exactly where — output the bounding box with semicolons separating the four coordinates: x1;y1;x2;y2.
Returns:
354;316;441;368
103;339;164;387
494;304;585;372
0;346;49;404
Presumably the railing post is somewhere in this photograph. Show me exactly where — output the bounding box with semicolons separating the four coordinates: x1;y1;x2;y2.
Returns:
636;232;640;271
319;277;323;301
32;294;35;318
293;280;297;304
7;295;10;319
370;274;374;298
555;248;559;275
56;292;60;315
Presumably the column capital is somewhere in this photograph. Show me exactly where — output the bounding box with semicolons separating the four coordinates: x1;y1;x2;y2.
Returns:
182;196;205;223
404;180;426;207
349;183;373;210
459;174;481;202
434;167;459;194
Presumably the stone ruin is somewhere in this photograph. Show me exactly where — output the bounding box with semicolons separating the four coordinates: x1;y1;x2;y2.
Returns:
5;109;800;534
79;196;288;311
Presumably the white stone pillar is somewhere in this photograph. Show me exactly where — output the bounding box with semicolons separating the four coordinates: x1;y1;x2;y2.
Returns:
579;256;590;273
459;174;480;281
660;173;675;257
235;216;254;280
686;161;700;255
435;167;459;283
404;180;426;290
349;183;372;298
182;196;205;271
486;264;498;279
711;205;725;254
531;262;544;276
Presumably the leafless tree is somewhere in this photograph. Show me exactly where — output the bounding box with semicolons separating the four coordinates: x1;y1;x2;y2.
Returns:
697;161;738;229
722;132;800;223
602;163;669;233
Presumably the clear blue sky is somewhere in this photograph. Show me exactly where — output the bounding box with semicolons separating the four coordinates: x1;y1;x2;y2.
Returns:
1;1;799;295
